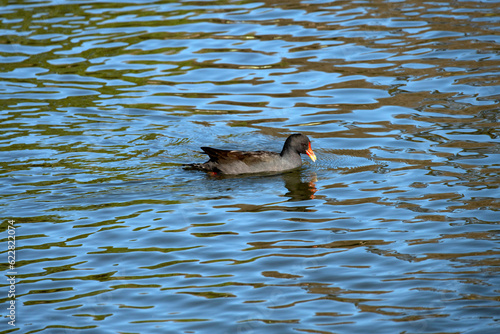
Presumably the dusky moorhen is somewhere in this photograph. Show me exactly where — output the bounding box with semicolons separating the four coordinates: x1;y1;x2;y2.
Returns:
185;133;316;175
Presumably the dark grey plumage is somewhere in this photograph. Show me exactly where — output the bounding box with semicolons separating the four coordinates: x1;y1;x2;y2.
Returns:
184;134;316;175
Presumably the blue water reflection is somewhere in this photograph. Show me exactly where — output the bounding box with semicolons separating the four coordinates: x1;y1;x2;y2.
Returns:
0;0;499;333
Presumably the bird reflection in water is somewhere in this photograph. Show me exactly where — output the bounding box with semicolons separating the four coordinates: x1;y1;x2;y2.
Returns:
281;170;317;201
200;168;318;201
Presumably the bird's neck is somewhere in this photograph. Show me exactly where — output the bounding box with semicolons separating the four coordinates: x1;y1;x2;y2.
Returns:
280;146;298;158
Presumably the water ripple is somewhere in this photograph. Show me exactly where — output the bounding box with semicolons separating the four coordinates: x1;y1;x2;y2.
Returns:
0;1;499;333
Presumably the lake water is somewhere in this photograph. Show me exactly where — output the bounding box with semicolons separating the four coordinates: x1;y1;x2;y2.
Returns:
1;0;499;333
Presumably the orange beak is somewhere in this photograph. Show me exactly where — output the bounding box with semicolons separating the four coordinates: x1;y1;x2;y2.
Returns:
306;142;317;162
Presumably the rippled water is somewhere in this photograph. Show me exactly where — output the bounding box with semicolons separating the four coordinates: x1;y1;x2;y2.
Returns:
1;0;499;333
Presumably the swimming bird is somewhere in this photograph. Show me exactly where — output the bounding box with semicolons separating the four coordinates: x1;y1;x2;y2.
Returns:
185;133;316;175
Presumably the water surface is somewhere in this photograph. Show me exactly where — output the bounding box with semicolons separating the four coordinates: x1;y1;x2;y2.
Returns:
0;0;499;333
